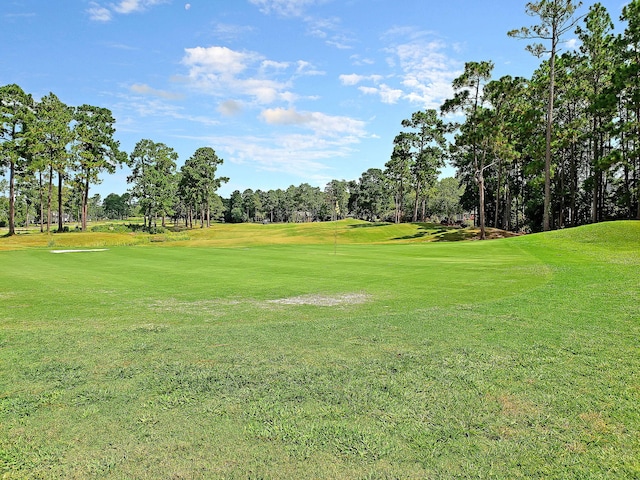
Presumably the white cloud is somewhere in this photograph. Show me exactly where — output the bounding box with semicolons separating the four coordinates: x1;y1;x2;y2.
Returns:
87;2;112;21
130;83;185;100
340;74;364;86
389;39;460;108
250;0;353;50
565;38;580;50
339;74;383;86
218;100;243;116
181;107;369;183
378;84;404;104
112;0;143;14
113;0;166;14
295;60;325;76
248;0;323;17
342;31;460;109
87;0;167;21
212;23;255;42
261;107;312;126
183;46;258;76
182;46;319;106
326;38;352;50
104;42;137;50
260;108;367;138
199;129;363;184
261;60;291;71
113;96;220;131
306;16;355;50
349;54;375;66
357;84;403;105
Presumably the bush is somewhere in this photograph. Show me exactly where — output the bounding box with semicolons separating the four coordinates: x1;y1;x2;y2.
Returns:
91;224;132;233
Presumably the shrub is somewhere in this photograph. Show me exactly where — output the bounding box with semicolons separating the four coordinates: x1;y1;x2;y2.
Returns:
91;224;132;233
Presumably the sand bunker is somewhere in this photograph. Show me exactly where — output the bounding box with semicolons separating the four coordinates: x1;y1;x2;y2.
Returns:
50;249;109;254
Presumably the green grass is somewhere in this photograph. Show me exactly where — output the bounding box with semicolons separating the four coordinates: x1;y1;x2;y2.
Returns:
0;220;638;478
0;218;510;249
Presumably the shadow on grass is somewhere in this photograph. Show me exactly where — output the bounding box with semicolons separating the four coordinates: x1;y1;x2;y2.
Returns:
348;222;392;228
434;229;477;242
393;231;431;240
392;223;462;241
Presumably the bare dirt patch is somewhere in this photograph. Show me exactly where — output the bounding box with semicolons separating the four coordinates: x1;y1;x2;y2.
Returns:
145;294;372;315
50;249;109;254
266;293;372;307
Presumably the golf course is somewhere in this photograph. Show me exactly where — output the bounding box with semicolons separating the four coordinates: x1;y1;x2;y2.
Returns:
0;220;638;478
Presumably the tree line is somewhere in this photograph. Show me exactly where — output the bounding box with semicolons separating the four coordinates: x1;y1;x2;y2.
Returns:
0;85;228;234
222;176;462;224
448;0;640;237
224;0;640;235
0;82;463;231
2;1;639;236
0;86;125;235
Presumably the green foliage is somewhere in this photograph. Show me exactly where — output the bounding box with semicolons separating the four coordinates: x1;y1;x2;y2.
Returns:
178;146;227;228
0;84;34;236
429;177;464;220
356;168;392;221
128;139;178;230
73;105;125;231
89;223;132;233
102;192;131;220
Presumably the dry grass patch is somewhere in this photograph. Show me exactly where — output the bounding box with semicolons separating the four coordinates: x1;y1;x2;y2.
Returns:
496;394;540;418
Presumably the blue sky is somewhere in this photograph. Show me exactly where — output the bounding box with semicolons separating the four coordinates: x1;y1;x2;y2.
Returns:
1;0;629;199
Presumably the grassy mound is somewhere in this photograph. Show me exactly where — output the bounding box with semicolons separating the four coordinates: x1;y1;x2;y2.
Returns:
0;221;638;478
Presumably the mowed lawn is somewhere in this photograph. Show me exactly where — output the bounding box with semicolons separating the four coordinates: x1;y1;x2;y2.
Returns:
0;221;638;478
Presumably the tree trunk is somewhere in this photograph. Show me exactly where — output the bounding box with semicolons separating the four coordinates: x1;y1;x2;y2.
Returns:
39;172;44;233
478;172;486;240
8;160;16;236
494;159;502;229
635;107;640;219
47;166;54;232
543;34;557;232
559;160;565;229
570;143;577;226
412;182;420;223
25;199;30;229
504;183;511;231
57;169;64;232
82;174;90;232
592;168;599;223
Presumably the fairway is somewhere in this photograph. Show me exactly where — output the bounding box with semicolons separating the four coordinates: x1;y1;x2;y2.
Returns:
1;221;638;478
